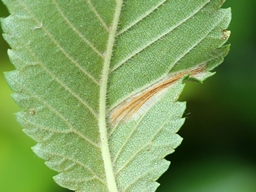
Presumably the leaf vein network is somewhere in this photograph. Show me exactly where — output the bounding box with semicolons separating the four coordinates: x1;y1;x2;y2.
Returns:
110;0;210;73
85;0;110;32
117;0;167;36
52;0;105;58
16;81;100;148
46;151;106;185
114;113;172;175
16;0;100;85
112;108;147;164
122;164;160;192
16;35;99;119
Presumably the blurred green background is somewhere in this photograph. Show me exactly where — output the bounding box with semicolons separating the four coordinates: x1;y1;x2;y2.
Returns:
0;1;255;192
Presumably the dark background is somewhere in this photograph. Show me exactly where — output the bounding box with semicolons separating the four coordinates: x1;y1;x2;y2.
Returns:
1;1;256;191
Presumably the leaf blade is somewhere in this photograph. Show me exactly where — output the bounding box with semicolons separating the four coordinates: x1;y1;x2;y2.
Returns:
1;0;231;191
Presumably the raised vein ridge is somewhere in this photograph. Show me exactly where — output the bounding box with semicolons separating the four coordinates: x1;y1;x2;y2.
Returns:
98;1;123;192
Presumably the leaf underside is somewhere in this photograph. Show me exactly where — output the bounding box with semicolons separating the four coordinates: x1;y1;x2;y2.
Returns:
1;0;231;192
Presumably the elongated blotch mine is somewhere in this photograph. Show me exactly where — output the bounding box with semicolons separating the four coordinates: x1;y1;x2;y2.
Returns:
109;65;206;126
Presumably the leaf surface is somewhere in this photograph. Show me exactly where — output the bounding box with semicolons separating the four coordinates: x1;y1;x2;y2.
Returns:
1;0;231;191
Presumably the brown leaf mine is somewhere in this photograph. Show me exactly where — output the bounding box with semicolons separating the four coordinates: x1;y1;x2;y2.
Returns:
109;65;206;126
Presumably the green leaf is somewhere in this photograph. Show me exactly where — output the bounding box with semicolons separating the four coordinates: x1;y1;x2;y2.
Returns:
1;0;231;191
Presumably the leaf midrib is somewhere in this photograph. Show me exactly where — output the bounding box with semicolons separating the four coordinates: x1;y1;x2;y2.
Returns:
98;1;123;192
